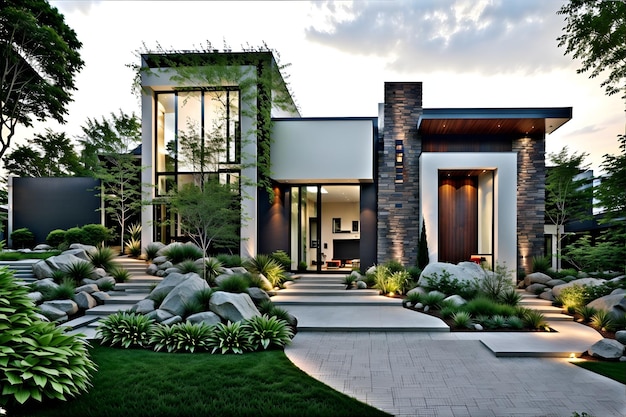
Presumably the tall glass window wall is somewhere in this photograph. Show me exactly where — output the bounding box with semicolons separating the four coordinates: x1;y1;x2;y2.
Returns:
154;89;240;242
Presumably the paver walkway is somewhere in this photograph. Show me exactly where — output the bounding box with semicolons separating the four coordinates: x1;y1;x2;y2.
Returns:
280;274;626;417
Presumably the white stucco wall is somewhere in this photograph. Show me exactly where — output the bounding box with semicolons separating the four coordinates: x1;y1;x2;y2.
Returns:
270;119;374;183
419;152;518;273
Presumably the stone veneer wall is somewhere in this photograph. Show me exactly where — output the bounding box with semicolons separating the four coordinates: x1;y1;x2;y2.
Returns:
377;82;423;265
513;136;546;274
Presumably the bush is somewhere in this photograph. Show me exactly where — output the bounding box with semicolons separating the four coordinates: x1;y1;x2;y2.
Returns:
270;250;292;271
216;254;242;268
423;270;477;299
143;243;161;262
88;246;116;270
10;228;34;249
590;310;614;332
451;311;473;328
62;261;95;285
207;321;253;354
478;263;515;301
98;311;155;349
244;254;285;288
532;256;551;273
109;266;131;283
46;229;66;248
80;224;112;246
64;227;87;245
217;274;251;293
125;238;142;257
384;259;405;274
0;268;96;412
176;260;201;275
245;315;293;350
164;244;203;264
203;257;224;286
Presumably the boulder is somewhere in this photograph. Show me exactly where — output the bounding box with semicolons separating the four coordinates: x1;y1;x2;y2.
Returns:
62;248;92;261
545;279;566;288
74;292;97;310
588;339;625;360
92;267;107;279
162;316;183;326
133;299;156;314
68;244;97;255
406;286;427;296
148;272;190;300
27;291;43;303
146;263;159;275
152;256;168;265
587;294;626;320
525;283;547;294
538;290;555;301
209;291;261;322
246;287;271;305
46;253;89;273
33;260;53;279
552;278;606;299
146;308;174;323
31;278;58;292
38;304;67;322
95;276;116;288
443;294;467;307
91;291;110;304
187;311;222;327
34;244;52;251
351;270;363;279
611;288;626;296
76;284;99;294
231;267;248;275
257;274;273;291
159;275;209;317
524;272;552;286
616;330;626;345
417;262;486;288
356;280;367;289
214;273;232;286
164;267;181;276
42;299;78;316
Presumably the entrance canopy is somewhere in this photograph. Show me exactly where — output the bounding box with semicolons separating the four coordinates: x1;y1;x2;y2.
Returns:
417;107;572;136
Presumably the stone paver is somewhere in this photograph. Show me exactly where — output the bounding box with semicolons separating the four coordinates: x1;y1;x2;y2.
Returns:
285;332;626;417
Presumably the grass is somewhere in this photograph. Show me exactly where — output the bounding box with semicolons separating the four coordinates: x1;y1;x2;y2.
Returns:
573;360;626;385
0;251;60;261
20;345;390;417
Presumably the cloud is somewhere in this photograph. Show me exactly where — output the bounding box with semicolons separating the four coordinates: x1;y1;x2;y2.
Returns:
51;0;101;15
305;0;572;75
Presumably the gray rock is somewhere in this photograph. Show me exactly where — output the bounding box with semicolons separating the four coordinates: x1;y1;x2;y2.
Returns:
620;356;626;362
587;294;626;320
162;316;183;326
187;311;221;327
588;339;626;360
616;330;626;345
417;262;486;288
134;299;156;314
32;278;58;292
34;244;52;251
68;243;97;253
552;278;606;299
538;290;555;301
42;299;78;315
39;304;68;321
146;263;159;275
545;279;566;288
152;256;168;265
76;284;99;294
214;273;232;286
33;260;53;278
474;323;484;331
444;294;467;307
91;291;110;304
351;270;363;279
524;272;552;286
158;261;174;270
356;280;367;289
95;276;116;288
406;286;427;296
27;291;43;303
610;288;626;296
257;274;273;291
414;302;424;310
159;275;209;317
92;267;107;279
62;248;91;261
231;267;248;275
246;287;271;305
146;308;174;323
525;283;547;294
46;253;89;274
282;280;295;287
74;292;97;310
209;291;261;322
164;267;181;275
156;269;166;277
148;272;189;300
428;290;446;298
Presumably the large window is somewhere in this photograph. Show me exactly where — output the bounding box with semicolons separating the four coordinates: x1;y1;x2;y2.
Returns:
154;89;240;243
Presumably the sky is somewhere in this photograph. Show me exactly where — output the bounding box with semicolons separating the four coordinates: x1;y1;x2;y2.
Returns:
17;0;625;174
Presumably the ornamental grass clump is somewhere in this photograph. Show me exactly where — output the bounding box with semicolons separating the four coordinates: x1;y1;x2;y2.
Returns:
478;263;515;301
590;310;614;332
217;274;251;293
176;259;202;275
108;265;131;283
419;292;445;309
143;242;162;262
0;268;96;412
451;311;473;329
98;311;155;349
521;309;549;331
575;305;598;323
62;261;95;285
47;277;76;300
164;244;203;264
245;315;293;350
244;254;285;288
87;246;116;270
203;257;224;286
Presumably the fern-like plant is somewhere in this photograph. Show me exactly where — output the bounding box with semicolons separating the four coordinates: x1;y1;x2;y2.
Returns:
97;311;155;349
245;315;293;350
207;321;252;354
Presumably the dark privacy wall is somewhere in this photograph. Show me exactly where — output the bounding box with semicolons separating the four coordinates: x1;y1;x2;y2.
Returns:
11;177;101;246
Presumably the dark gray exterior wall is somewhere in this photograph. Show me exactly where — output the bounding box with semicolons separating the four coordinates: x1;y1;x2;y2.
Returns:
11;177;101;246
377;82;423;266
257;185;289;255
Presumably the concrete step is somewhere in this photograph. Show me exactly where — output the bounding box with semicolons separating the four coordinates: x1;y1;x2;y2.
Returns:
114;282;157;291
543;313;574;322
272;294;400;306
288;283;347;290
66;326;99;340
62;315;104;330
278;288;380;297
85;304;134;315
105;294;148;305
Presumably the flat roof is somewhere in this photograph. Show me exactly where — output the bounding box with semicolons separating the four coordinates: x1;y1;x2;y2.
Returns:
417;107;572;135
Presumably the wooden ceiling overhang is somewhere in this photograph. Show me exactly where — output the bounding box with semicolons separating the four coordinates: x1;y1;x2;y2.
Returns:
417;107;572;136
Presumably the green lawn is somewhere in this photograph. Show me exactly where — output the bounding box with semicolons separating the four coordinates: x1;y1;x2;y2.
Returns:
574;360;626;385
0;251;60;261
19;345;391;417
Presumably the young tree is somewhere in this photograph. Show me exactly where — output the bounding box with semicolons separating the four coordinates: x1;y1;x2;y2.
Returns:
545;146;592;270
4;129;82;177
417;220;429;270
557;0;626;102
0;0;83;162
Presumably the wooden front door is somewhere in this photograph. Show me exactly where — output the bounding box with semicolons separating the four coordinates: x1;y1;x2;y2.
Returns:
438;174;478;264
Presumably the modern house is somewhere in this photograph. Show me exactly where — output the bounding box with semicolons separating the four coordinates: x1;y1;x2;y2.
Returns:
139;50;572;275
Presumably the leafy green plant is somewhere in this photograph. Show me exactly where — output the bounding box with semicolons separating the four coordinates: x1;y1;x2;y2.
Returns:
612;313;626;331
531;255;551;273
64;227;87;245
478;263;515;301
80;224;112;246
51;269;67;283
177;259;201;275
423;270;477;298
419;292;445;309
371;265;391;294
88;246;116;270
125;237;142;257
406;266;422;281
575;305;598;323
244;254;285;288
46;229;66;248
48;277;76;300
216;254;242;268
440;305;460;319
498;289;521;306
463;296;502;317
98;280;115;292
297;261;308;272
10;227;34;249
522;309;549;330
245;315;293;350
164;244;203;264
270;249;292;271
149;323;179;353
451;311;473;328
171;322;213;353
405;292;422;305
207;321;253;354
182;298;204;317
109;265;131;283
257;299;274;315
0;268;96;411
343;274;357;289
383;259;405;274
97;311;155;349
143;242;162;262
203;257;224;285
217;274;251;293
590;310;614;332
62;261;95;284
127;222;142;241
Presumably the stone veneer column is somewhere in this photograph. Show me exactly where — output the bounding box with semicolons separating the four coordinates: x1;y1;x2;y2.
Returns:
513;136;546;274
377;82;422;266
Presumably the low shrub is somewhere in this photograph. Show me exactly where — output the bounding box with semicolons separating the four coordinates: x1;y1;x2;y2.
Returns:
270;250;292;271
125;238;142;257
169;322;213;353
245;315;293;350
143;243;161;262
10;228;34;249
177;260;201;275
109;266;131;283
98;311;155;349
62;261;95;285
64;227;87;246
244;254;285;288
384;259;405;274
149;324;179;353
217;274;251;293
451;311;473;328
590;310;614;332
207;321;253;354
46;229;66;248
88;246;116;270
406;266;422;281
81;224;112;246
422;270;476;298
463;296;501;316
164;244;203;264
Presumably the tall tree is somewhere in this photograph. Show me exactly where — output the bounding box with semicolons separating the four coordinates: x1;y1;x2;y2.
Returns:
4;129;81;177
557;0;626;102
0;0;83;161
545;147;592;270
